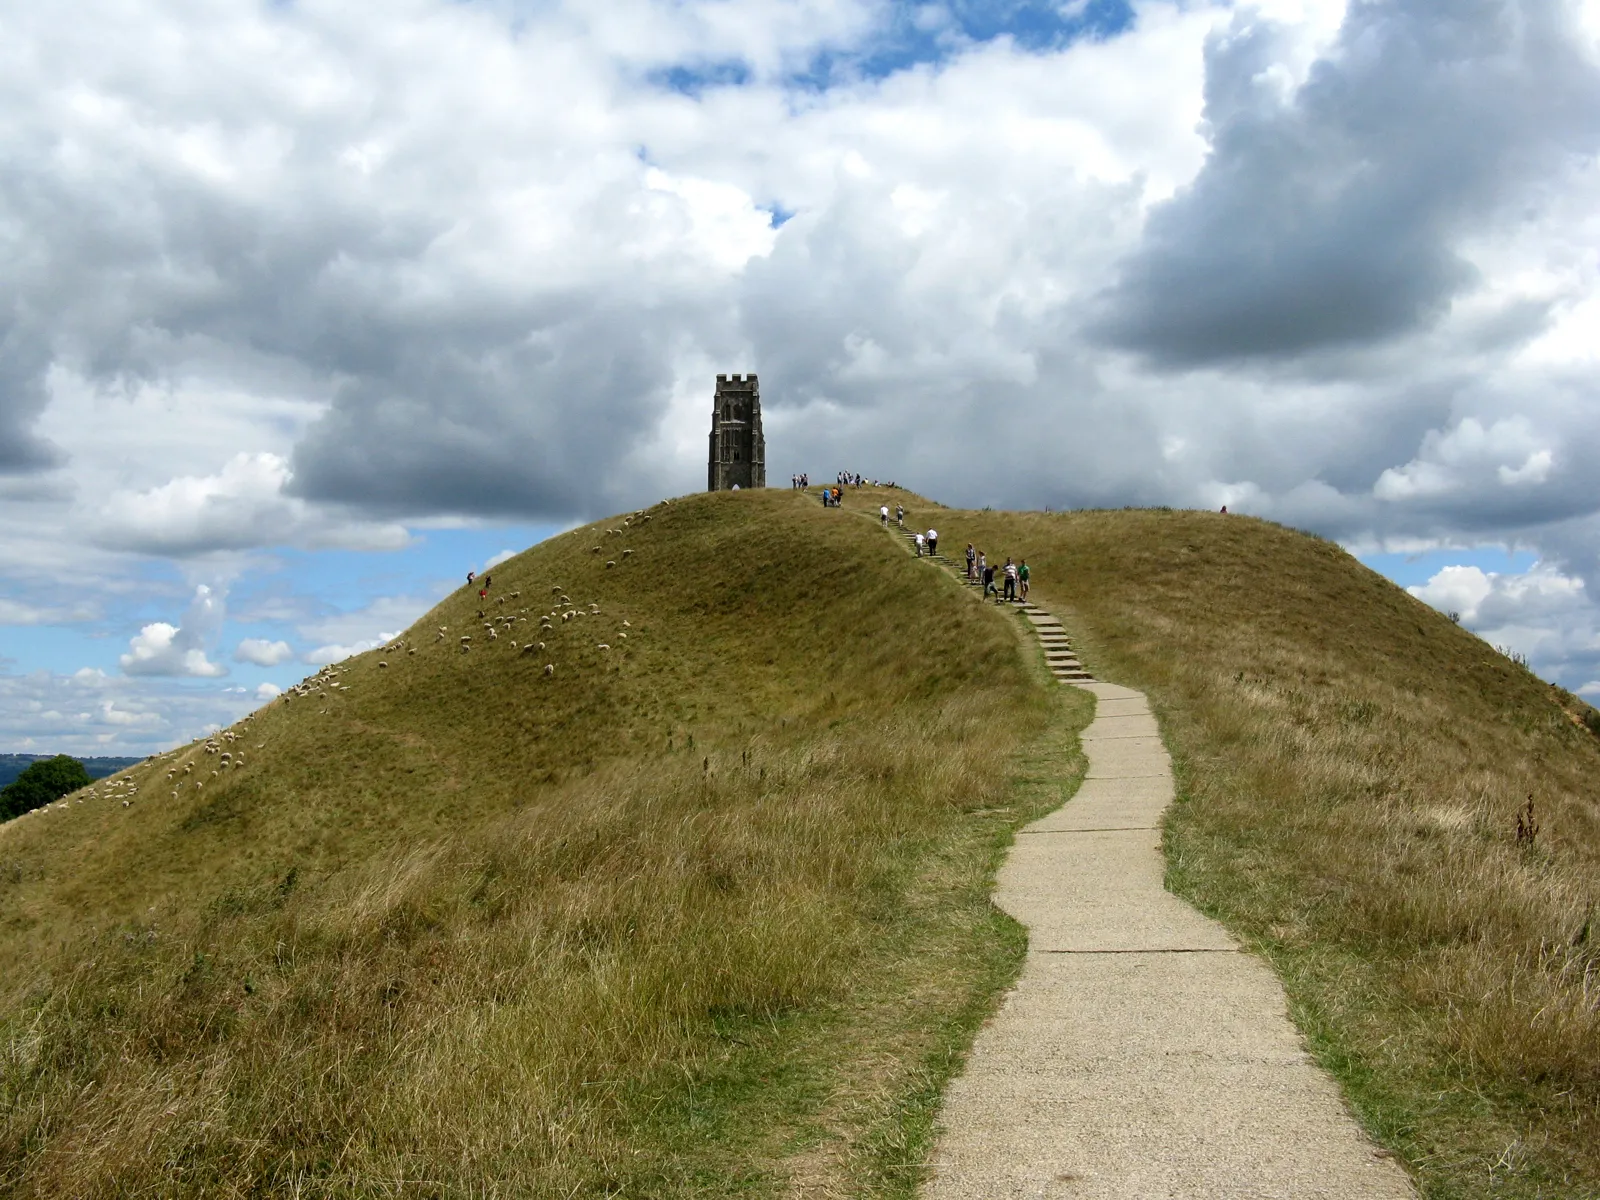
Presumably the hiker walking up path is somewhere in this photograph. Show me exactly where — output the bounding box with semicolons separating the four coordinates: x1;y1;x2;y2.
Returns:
924;649;1415;1198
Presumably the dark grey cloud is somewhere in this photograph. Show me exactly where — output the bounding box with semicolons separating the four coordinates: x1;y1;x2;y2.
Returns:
1093;0;1600;366
287;297;690;520
0;316;65;472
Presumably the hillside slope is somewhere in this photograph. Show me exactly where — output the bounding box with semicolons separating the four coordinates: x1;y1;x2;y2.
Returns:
924;502;1600;1199
0;490;1087;1197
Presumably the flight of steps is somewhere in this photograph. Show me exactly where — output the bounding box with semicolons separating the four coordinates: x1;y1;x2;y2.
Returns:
893;529;1094;684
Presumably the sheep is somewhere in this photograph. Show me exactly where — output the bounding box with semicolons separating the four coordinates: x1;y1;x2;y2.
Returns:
591;546;602;553
597;643;610;650
619;632;628;640
510;591;520;599
622;549;633;558
378;661;388;668
409;648;417;655
622;620;631;627
544;663;555;676
606;560;616;569
551;586;562;594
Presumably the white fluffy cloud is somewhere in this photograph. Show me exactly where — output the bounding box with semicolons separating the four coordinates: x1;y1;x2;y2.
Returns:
233;637;294;667
119;586;227;678
1410;562;1600;683
95;453;412;557
2;0;1600;734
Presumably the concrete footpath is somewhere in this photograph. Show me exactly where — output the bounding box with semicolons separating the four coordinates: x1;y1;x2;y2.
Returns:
922;673;1415;1199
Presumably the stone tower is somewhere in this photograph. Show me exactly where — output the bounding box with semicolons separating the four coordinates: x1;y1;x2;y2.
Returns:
707;373;766;491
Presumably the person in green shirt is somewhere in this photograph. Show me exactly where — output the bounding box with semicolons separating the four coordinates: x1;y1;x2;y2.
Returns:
1018;559;1030;601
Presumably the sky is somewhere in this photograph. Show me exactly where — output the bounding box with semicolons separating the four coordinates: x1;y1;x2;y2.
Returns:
1;0;1598;755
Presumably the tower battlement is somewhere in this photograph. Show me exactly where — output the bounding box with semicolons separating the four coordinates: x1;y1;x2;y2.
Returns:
708;373;766;491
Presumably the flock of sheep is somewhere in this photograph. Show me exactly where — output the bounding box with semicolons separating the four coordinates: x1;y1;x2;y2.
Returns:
8;501;672;829
16;717;263;820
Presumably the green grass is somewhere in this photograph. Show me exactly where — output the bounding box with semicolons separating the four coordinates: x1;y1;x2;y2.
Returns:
924;501;1600;1200
10;486;1594;1197
0;489;1089;1197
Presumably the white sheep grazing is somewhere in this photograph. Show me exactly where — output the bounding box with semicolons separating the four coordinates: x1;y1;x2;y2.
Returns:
544;663;555;676
619;633;628;640
551;585;562;594
606;561;616;569
409;648;417;655
622;620;631;627
591;546;602;553
379;661;388;668
511;591;520;599
622;549;633;557
597;643;610;650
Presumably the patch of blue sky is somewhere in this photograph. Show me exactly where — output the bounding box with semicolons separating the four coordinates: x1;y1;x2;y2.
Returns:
644;0;1137;100
792;0;1136;88
649;60;753;98
0;522;564;687
1358;547;1539;590
0;625;123;679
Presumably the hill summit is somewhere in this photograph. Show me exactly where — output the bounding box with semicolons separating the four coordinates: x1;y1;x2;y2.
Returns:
3;488;1597;1198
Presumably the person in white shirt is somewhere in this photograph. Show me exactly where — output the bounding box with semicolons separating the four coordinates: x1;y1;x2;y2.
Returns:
915;532;925;556
926;528;938;556
880;504;889;527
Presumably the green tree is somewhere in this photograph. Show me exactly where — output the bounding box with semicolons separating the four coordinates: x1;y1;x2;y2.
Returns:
0;755;93;820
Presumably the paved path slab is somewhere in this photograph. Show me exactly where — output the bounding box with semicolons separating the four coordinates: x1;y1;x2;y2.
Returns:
922;676;1415;1200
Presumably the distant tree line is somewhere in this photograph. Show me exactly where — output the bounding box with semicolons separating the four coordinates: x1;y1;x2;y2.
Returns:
0;755;93;820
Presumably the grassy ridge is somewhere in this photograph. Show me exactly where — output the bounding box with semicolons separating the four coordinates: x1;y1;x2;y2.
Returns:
926;501;1600;1199
0;489;1090;1196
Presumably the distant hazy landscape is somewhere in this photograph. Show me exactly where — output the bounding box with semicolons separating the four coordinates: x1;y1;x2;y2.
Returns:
0;754;143;789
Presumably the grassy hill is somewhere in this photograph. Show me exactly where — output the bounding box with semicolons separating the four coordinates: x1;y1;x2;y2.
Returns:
0;490;1088;1197
3;488;1597;1197
926;501;1600;1199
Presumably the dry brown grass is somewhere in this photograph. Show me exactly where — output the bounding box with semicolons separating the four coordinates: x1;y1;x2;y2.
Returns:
0;489;1090;1197
937;503;1600;1199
